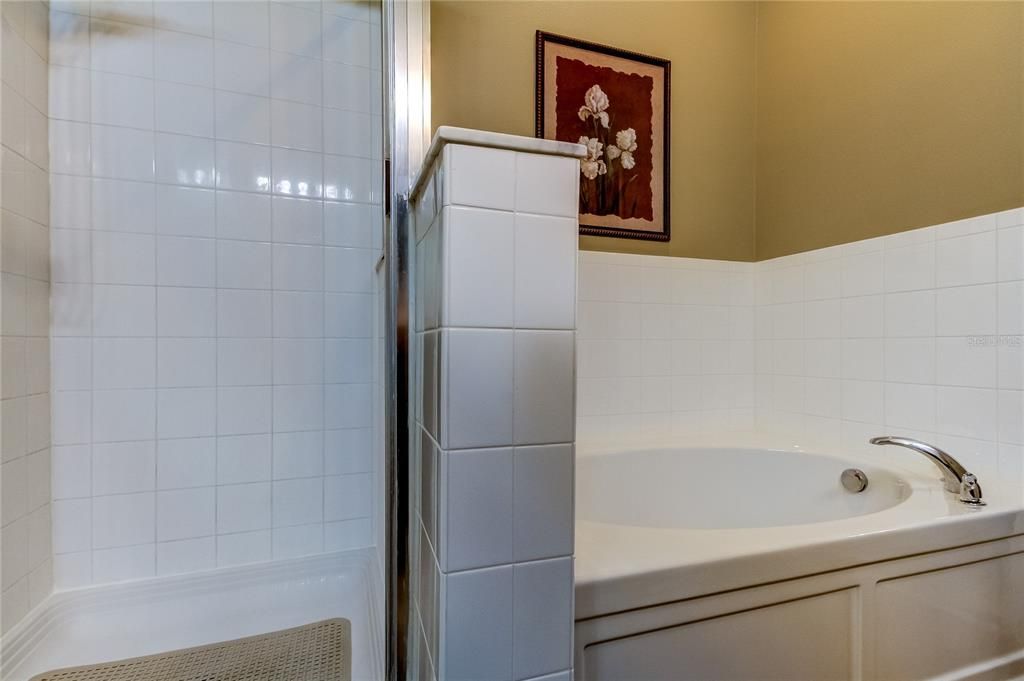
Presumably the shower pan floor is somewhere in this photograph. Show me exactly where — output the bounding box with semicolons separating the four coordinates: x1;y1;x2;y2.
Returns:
5;549;382;681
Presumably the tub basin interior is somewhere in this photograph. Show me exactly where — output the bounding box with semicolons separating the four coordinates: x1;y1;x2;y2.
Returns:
577;448;912;530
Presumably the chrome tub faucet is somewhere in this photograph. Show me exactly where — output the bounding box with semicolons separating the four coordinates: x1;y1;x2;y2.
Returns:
869;436;985;505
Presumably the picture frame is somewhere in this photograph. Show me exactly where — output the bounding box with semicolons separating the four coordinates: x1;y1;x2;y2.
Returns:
536;31;671;242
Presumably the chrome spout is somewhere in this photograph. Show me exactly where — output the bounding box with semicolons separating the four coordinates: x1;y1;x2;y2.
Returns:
869;436;985;505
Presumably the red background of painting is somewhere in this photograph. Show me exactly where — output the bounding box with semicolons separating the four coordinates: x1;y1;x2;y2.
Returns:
554;56;654;220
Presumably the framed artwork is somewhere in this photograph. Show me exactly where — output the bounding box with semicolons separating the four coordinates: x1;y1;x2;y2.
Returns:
536;31;671;242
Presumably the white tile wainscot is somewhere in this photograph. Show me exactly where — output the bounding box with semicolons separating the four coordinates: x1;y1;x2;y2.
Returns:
574;205;1024;489
410;127;584;681
754;206;1024;487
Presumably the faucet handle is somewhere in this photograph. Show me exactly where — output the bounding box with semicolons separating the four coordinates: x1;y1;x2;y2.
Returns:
959;473;985;506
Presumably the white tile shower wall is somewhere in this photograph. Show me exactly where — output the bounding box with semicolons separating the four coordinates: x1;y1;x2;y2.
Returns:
754;207;1024;486
412;142;578;681
576;251;757;448
0;0;52;634
48;0;383;589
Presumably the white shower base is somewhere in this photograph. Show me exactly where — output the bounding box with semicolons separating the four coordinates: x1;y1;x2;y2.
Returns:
2;548;383;681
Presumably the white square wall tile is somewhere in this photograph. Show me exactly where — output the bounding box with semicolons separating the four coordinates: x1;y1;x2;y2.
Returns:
443;448;513;572
214;41;270;97
155;132;216;188
443;329;514;450
272;384;324;433
514;444;573;562
93;284;155;337
443;566;514;681
155;28;213;87
216;530;271;567
514;214;576;329
93;389;155;443
158;287;216;337
514;331;575;446
841;250;884;297
53;498;91;554
157;537;216;576
443;206;514;328
324;473;371;521
936;386;997;441
217;387;272;436
156;437;215;490
92;440;155;495
512;557;574;681
444;144;515;211
216;482;271;534
53;445;92;499
217;289;272;338
217;240;272;288
157;388;217;439
273;430;324;480
273;523;324;559
884;242;935;293
884;383;936;432
91;492;155;549
217;339;273;387
213;1;269;48
156;186;215;238
157;487;215;541
215;141;271;193
936;337;997;388
884;291;935;338
272;478;323;528
158;338;216;388
885;338;935;385
156;236;216;287
91;544;155;584
91;232;155;286
997;226;1024;282
218;434;272;485
936;230;997;288
514;152;578;218
936;285;997;336
92;338;155;390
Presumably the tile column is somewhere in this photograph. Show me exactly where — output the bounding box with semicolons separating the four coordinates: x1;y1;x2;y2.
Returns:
411;127;584;681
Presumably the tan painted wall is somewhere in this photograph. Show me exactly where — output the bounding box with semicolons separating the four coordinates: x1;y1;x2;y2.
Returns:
756;1;1024;259
431;0;759;261
431;1;1024;262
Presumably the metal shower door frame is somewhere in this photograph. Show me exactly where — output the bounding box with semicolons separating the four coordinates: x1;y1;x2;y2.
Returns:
383;2;429;679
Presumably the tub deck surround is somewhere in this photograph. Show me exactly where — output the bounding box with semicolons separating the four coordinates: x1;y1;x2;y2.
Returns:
573;445;1024;680
574;205;1024;681
410;128;582;681
575;443;1024;620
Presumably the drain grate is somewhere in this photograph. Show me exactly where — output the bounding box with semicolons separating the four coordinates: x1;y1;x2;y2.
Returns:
30;618;351;681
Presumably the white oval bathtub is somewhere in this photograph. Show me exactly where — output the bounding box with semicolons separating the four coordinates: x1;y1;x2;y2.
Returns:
573;445;1024;681
577;447;911;529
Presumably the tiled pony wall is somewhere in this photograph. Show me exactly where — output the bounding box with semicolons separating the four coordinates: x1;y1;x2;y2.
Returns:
412;140;579;681
1;0;52;635
578;207;1024;486
47;0;383;590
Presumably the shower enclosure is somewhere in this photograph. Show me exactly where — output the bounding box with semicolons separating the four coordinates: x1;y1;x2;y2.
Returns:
0;0;406;678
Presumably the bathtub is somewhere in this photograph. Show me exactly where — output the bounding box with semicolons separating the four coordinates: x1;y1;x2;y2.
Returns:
574;446;1024;681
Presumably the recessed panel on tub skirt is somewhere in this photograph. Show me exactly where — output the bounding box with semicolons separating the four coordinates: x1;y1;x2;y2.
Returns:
582;589;855;681
875;552;1024;681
